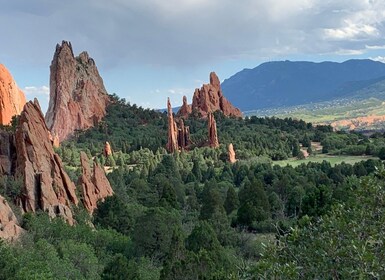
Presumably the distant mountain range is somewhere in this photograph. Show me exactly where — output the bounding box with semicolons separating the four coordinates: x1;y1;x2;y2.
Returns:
221;59;385;111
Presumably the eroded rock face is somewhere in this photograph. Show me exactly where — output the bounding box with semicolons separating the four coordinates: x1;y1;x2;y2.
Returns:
208;113;219;148
15;99;78;225
78;152;113;213
0;195;23;241
0;64;26;125
45;41;110;142
177;72;242;118
176;95;192;118
228;143;236;163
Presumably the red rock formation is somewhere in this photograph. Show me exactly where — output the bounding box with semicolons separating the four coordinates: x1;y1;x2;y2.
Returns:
15;99;78;225
0;64;26;125
208;113;219;148
45;41;110;142
177;119;190;150
228;143;236;163
78;152;113;213
188;72;242;118
0;195;23;241
176;95;192;118
166;98;179;153
104;141;112;157
166;98;191;152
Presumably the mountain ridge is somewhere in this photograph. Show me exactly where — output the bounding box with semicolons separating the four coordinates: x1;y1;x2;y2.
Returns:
222;59;385;111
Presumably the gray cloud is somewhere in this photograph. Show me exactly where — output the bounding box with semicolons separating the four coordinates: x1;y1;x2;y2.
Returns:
1;0;385;69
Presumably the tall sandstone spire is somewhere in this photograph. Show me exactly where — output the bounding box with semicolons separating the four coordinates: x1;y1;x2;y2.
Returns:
166;98;191;153
177;72;242;118
0;64;26;125
166;98;179;153
208;113;219;148
45;41;110;143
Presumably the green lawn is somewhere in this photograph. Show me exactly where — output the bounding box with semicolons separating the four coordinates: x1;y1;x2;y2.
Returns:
274;154;378;167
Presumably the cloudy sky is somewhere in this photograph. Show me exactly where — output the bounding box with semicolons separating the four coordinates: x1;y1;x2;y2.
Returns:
1;0;385;112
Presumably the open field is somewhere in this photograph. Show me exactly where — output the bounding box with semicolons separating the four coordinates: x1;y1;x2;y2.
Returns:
274;154;378;167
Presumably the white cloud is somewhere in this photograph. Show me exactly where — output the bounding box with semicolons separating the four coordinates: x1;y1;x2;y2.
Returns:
370;56;385;63
334;48;365;55
2;0;385;68
324;21;378;40
366;44;385;50
167;88;193;96
23;86;49;96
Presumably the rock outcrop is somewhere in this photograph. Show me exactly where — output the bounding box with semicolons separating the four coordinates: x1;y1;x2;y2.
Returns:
177;119;190;150
167;98;179;153
104;142;112;157
176;95;192;118
167;98;191;153
0;195;23;241
177;72;242;118
15;99;78;225
0;64;26;125
208;113;219;148
228;143;236;163
78;152;113;213
45;41;110;143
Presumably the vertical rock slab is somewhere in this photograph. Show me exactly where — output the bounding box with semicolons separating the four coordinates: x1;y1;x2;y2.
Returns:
45;41;110;142
104;141;112;157
15;99;78;224
208;113;219;148
0;64;26;125
78;152;113;213
228;143;236;163
166;98;179;153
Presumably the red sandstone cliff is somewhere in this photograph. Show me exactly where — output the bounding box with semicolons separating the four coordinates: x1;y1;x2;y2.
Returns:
45;41;110;143
0;64;26;125
15;99;78;224
177;72;242;118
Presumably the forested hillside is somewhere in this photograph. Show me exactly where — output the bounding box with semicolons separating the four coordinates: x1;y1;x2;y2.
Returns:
1;95;385;279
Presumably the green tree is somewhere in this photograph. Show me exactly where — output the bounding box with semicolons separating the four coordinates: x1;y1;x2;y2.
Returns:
237;179;270;228
224;185;239;215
